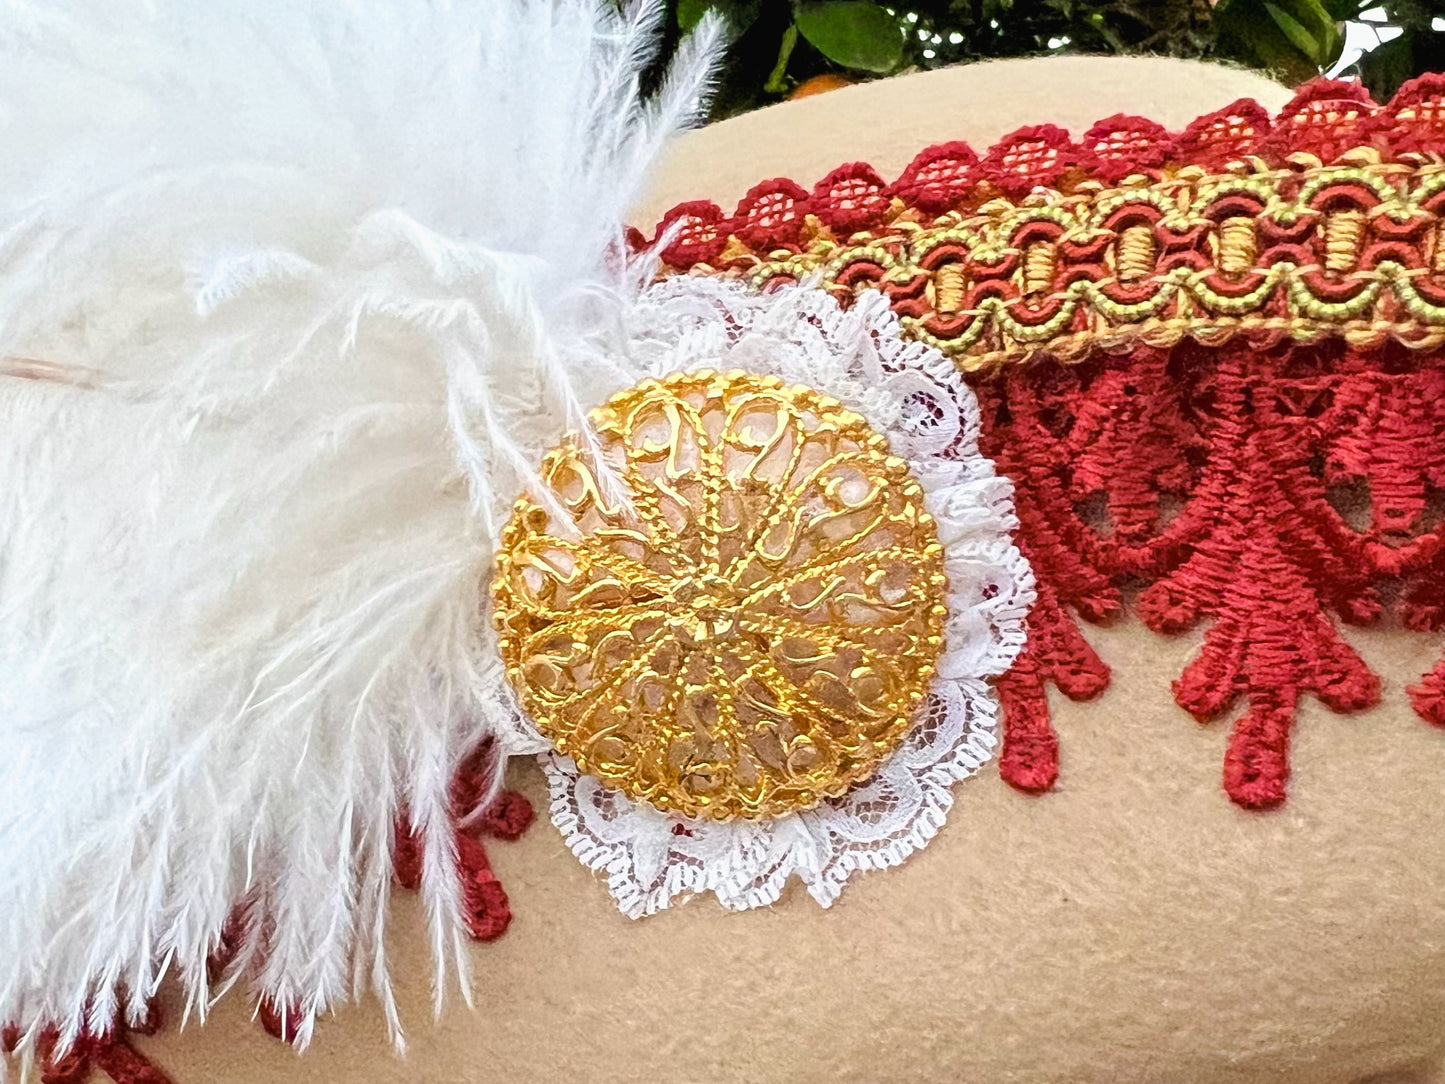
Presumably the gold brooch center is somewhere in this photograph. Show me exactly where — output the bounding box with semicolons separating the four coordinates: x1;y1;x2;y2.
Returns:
491;369;947;820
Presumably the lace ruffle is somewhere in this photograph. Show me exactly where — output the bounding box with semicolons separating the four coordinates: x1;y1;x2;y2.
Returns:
533;277;1033;916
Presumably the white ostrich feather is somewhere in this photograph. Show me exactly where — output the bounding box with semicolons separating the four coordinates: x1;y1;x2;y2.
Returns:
0;0;720;1055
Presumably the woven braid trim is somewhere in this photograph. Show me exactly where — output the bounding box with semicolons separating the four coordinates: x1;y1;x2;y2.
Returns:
642;76;1445;373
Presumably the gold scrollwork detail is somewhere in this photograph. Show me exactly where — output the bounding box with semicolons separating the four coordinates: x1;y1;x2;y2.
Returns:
491;369;947;820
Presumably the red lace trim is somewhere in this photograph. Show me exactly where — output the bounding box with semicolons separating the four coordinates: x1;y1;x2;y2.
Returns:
394;742;535;946
2;1003;171;1084
645;76;1445;810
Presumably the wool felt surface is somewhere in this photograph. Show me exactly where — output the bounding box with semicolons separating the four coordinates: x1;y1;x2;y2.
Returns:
105;58;1445;1084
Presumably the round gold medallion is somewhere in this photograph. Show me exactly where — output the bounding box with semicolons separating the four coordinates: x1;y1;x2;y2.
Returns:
491;370;947;820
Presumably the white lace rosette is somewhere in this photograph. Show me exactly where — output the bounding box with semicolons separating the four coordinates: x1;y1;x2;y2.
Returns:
498;276;1034;918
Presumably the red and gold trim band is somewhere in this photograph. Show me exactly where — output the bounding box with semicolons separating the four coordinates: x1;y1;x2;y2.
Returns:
643;76;1445;811
641;77;1445;373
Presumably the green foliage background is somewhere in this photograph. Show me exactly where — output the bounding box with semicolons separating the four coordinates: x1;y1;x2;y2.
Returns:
665;0;1445;119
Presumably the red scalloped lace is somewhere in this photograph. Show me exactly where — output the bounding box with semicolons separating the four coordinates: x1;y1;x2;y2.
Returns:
645;75;1445;810
643;76;1445;270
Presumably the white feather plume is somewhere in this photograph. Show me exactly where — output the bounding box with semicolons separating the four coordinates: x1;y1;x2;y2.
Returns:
0;0;720;1055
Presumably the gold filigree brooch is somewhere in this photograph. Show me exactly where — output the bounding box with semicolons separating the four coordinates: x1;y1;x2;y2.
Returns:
491;369;947;820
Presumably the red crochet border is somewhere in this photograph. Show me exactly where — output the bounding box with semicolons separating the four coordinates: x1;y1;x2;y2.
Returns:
641;75;1445;269
645;75;1445;810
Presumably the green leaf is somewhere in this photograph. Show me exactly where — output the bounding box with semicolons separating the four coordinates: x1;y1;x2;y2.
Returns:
678;0;709;30
678;0;763;35
1087;10;1128;53
764;22;800;94
793;1;904;73
1264;0;1341;65
1319;0;1370;19
1213;0;1342;82
1265;3;1325;61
